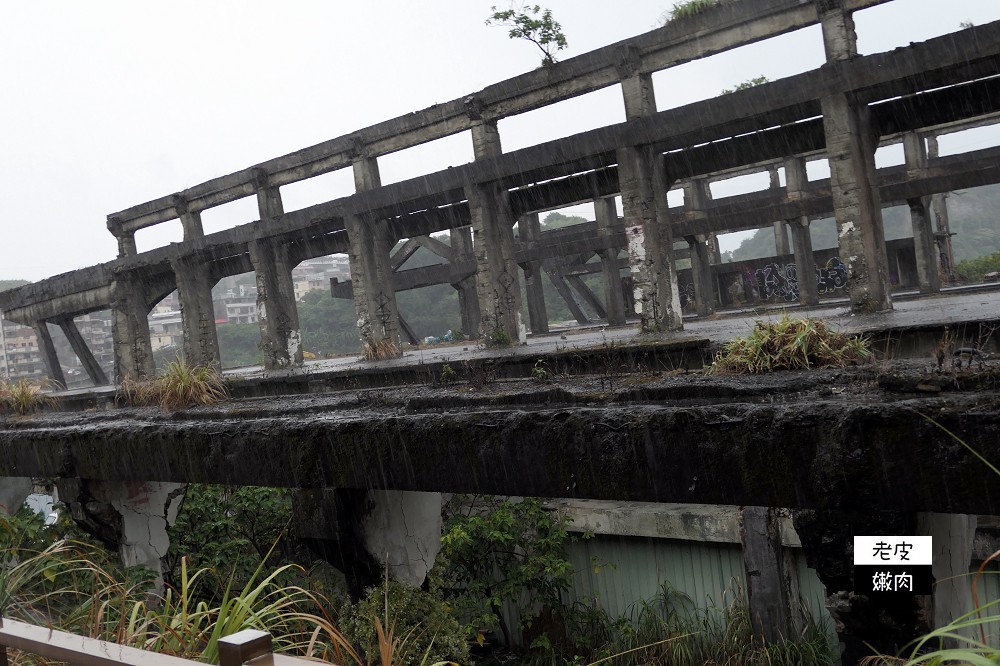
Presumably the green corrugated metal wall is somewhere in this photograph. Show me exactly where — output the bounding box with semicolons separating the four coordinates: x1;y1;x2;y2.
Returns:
501;534;837;650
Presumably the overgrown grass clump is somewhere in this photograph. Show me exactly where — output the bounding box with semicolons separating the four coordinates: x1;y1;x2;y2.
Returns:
668;0;723;22
710;316;872;374
0;378;53;415
117;357;228;411
363;338;400;361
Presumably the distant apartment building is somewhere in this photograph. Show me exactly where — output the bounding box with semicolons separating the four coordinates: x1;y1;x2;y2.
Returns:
0;319;44;381
292;255;350;301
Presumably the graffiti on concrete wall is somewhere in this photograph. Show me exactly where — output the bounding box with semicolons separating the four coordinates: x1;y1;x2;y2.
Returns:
755;257;849;302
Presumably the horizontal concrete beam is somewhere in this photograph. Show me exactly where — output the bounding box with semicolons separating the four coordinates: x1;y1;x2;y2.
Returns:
1;392;997;515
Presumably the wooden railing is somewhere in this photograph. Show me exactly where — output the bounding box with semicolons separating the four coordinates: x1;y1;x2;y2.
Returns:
0;618;316;666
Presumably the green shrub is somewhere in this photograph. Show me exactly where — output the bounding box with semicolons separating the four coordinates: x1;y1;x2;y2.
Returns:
339;579;469;666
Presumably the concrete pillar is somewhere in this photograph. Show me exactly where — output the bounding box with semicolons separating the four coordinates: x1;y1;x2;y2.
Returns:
117;232;137;258
0;477;31;514
520;213;549;334
785;157;819;306
349;157;403;358
595;197;627;326
249;238;303;370
908;198;942;294
903;133;941;294
174;196;204;241
790;220;820;306
347;213;402;357
56;317;109;386
171;253;221;368
684;235;715;317
773;221;791;257
58;479;185;581
468;121;526;345
32;321;65;388
740;507;796;641
918;512;977;643
449;227;480;338
619;72;682;332
111;274;155;382
254;169;284;221
927;137;956;280
820;2;892;313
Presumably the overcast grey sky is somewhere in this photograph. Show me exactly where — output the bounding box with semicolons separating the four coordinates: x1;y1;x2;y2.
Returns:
2;1;999;282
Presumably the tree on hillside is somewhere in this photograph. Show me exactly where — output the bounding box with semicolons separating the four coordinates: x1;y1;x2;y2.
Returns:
487;3;567;65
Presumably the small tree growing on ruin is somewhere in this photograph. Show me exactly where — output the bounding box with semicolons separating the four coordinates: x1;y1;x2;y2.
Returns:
486;3;568;65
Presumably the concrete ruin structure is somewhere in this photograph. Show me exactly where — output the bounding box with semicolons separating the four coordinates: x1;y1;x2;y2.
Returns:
2;0;999;380
2;0;1000;661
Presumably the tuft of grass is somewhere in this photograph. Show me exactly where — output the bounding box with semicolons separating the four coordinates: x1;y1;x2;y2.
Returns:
710;315;872;374
116;357;228;411
363;338;400;361
668;0;723;22
0;378;54;416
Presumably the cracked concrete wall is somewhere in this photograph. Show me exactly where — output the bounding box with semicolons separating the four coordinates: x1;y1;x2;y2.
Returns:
362;490;443;587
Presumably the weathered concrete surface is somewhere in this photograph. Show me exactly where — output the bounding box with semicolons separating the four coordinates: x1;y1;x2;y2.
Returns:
2;362;999;517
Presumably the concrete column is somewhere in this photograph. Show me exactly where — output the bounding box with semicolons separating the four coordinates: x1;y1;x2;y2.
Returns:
903;133;941;294
0;478;31;514
468;121;525;345
790;220;820;306
111;274;155;382
927;137;956;280
117;232;137;258
767;167;792;257
174;196;204;241
249;238;302;370
346;212;402;356
449;227;480;338
820;3;892;313
740;507;796;641
918;512;977;643
56;317;109;386
32;321;65;387
684;235;715;317
619;72;682;332
908;198;942;294
58;479;185;581
171;254;221;368
349;157;403;358
254;169;284;220
520;213;549;334
595;197;627;326
785;157;819;306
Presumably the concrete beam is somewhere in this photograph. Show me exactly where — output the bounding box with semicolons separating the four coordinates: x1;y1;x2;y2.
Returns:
32;322;65;388
56;317;109;386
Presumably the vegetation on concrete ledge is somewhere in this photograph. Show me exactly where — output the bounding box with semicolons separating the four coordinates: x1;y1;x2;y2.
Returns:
0;378;53;416
117;357;228;411
722;75;770;95
362;337;400;361
486;3;568;65
710;316;872;374
663;0;724;23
